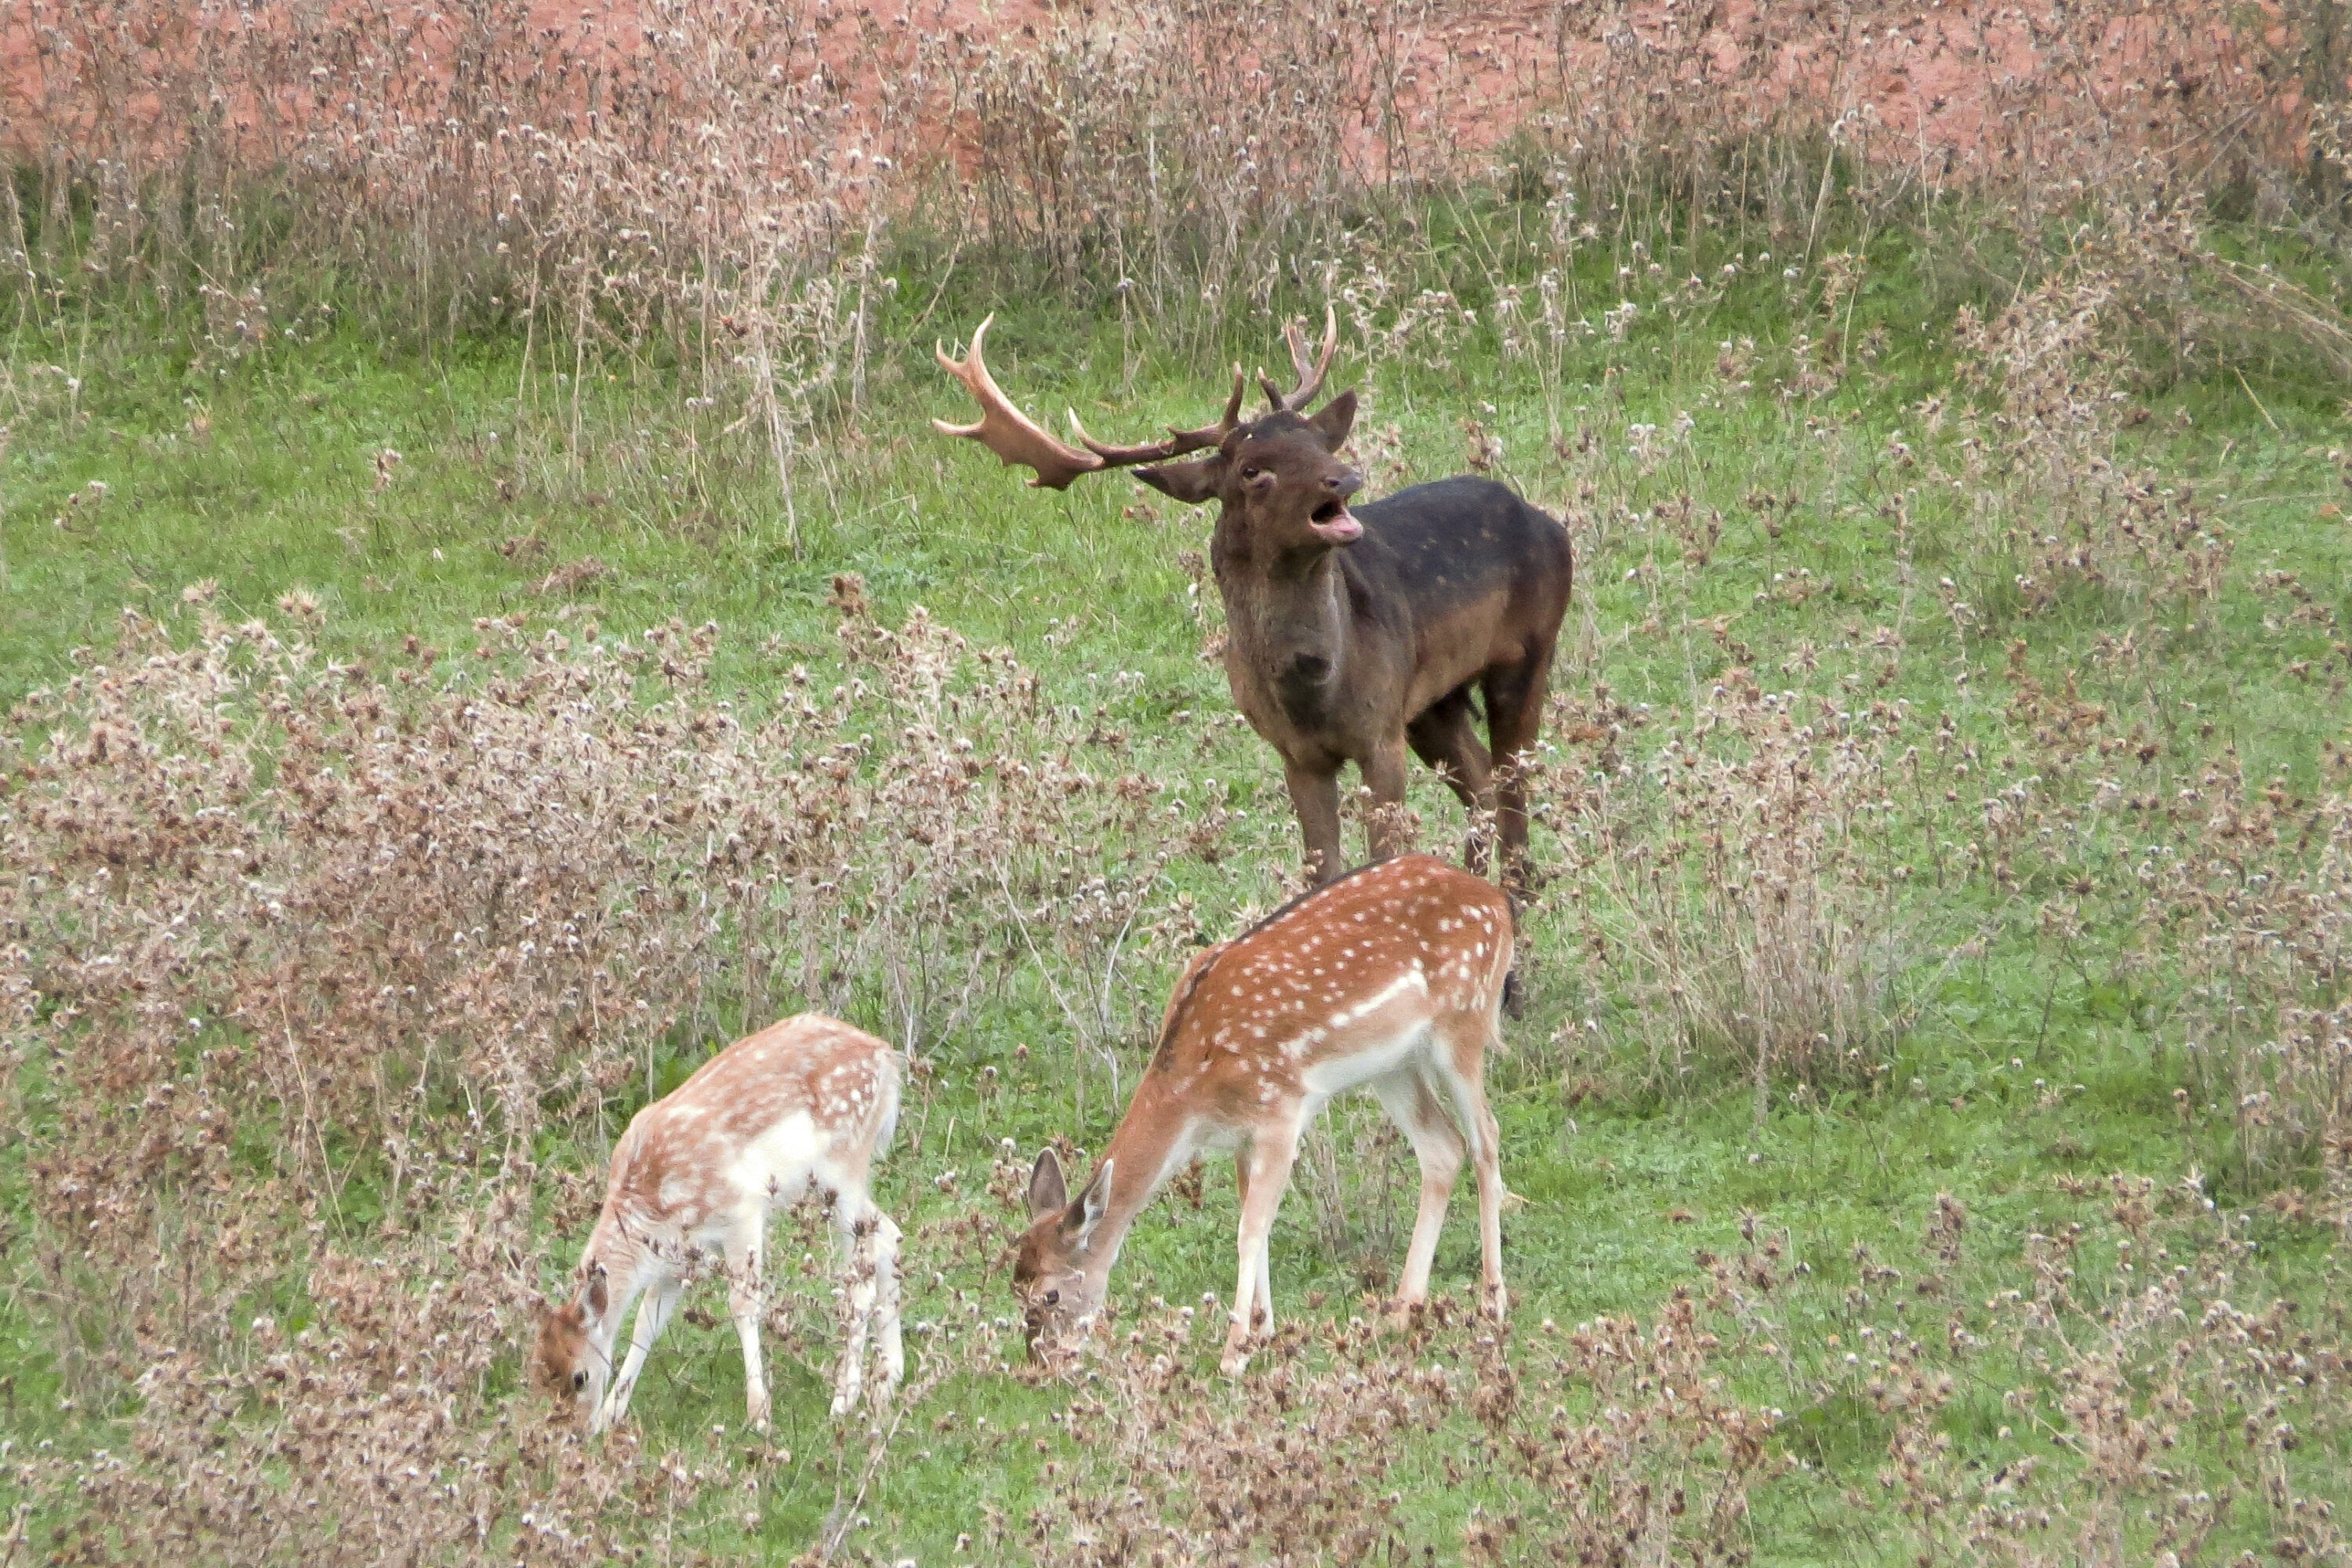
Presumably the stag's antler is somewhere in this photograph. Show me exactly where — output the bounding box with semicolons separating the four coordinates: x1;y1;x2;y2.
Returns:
931;317;1099;491
935;316;1249;491
1067;371;1246;466
935;314;1345;489
1258;304;1338;413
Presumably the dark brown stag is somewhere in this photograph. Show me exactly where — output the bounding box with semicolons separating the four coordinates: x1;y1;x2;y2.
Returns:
935;310;1573;927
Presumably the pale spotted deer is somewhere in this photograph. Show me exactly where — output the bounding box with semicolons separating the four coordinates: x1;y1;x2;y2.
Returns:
535;1014;903;1432
1013;854;1512;1375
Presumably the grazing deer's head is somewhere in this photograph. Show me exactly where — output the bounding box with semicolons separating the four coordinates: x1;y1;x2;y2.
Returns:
1010;1147;1116;1357
534;1265;608;1421
935;307;1363;558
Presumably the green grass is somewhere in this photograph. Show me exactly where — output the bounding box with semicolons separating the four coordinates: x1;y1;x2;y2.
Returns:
4;212;2350;1563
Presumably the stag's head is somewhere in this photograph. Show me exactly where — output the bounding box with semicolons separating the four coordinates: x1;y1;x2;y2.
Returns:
1009;1147;1116;1358
935;307;1364;557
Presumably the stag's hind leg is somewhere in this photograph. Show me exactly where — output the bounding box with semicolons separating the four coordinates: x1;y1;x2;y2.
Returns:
1407;687;1497;876
1482;648;1555;1017
1480;648;1554;911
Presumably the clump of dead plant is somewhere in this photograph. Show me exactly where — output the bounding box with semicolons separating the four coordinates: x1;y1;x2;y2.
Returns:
1027;1290;1777;1567
0;591;1214;1559
1539;673;1921;1098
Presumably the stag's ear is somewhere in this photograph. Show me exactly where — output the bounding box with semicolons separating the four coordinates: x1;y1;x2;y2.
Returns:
1133;458;1222;506
1028;1149;1068;1219
1308;390;1357;450
1062;1158;1115;1243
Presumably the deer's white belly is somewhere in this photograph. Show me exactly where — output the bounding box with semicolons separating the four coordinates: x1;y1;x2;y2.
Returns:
1298;973;1439;1100
726;1109;823;1213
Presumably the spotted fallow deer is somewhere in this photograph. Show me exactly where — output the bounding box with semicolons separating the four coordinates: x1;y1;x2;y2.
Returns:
1012;853;1512;1375
535;1014;903;1432
935;312;1573;945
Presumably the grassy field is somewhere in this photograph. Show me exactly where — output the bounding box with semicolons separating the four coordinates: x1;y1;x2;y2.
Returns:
4;207;2350;1564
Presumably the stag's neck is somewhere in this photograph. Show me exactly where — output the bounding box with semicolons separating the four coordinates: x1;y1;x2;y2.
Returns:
1212;532;1352;703
1083;1073;1202;1272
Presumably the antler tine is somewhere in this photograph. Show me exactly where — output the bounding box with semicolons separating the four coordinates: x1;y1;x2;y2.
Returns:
1261;303;1340;413
932;314;1105;491
1068;365;1250;467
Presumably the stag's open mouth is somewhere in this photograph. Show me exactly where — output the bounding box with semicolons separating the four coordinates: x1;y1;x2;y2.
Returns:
1309;500;1363;544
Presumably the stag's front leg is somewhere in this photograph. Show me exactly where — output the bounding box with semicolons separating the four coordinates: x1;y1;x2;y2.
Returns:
1360;735;1413;863
1407;691;1497;874
1281;759;1347;885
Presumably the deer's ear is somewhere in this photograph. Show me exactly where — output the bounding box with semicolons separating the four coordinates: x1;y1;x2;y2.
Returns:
1309;389;1357;450
1027;1149;1068;1219
1063;1158;1115;1242
1133;458;1221;505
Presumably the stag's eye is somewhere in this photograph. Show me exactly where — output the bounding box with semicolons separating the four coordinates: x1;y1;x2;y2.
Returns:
1044;1288;1061;1307
1240;465;1261;481
572;1370;587;1392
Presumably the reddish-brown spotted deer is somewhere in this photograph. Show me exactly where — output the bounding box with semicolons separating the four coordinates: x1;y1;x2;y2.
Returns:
535;1014;903;1432
1012;854;1513;1375
936;313;1573;960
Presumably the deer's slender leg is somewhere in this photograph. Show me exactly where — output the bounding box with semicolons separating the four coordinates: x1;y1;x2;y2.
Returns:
871;1210;905;1399
1225;1118;1302;1375
1282;758;1348;884
1232;1151;1252;1254
1407;688;1497;874
598;1275;680;1432
1359;735;1414;863
829;1202;883;1418
1228;1137;1266;1338
1434;1025;1509;1323
725;1227;772;1431
1371;1065;1467;1315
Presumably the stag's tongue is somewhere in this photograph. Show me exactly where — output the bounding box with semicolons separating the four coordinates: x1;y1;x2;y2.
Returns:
1311;506;1363;545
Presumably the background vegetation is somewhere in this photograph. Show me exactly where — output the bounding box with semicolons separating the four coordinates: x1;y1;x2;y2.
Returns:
3;0;2351;1562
